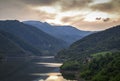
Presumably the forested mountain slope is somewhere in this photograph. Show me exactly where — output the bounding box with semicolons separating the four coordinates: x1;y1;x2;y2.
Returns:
0;20;68;55
58;25;120;81
57;25;120;61
0;30;42;57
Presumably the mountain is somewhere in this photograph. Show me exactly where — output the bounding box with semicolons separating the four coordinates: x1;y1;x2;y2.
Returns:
0;30;42;57
23;20;92;44
57;25;120;61
0;30;26;57
58;25;120;80
0;20;68;55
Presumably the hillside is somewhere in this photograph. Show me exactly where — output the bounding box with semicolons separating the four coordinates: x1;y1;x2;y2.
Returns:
57;25;120;61
0;30;42;57
23;21;92;44
58;25;120;80
0;30;26;57
80;52;120;81
60;51;120;81
0;20;68;55
0;20;68;81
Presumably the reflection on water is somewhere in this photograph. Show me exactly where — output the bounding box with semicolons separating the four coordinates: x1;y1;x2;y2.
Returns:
31;73;61;76
31;56;75;81
36;73;68;81
45;75;66;81
35;62;62;67
40;56;54;59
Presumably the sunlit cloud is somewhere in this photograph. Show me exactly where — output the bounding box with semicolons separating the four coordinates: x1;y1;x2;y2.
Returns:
90;0;120;15
91;0;111;5
32;6;60;14
84;11;112;22
71;19;120;31
57;0;92;11
0;0;120;31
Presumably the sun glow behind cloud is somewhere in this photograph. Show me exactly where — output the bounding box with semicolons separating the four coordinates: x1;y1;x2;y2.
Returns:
33;6;60;14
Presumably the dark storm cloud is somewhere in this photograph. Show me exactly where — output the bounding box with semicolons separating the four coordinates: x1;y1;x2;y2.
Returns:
91;0;120;14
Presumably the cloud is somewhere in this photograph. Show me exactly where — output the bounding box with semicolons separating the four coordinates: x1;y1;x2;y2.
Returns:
96;17;110;22
34;10;56;20
61;15;85;24
91;0;120;15
0;0;56;21
102;18;110;22
96;17;101;20
56;0;92;11
61;15;120;31
21;0;93;11
0;0;120;31
0;0;30;20
21;0;58;6
73;19;120;31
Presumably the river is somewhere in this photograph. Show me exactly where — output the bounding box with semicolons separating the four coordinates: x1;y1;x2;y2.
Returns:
31;56;69;81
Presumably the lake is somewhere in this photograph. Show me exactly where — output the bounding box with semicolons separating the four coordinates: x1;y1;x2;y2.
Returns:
31;56;69;81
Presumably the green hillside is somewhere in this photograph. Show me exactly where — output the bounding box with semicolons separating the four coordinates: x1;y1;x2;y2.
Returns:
80;52;120;81
60;51;120;81
57;25;120;61
58;25;120;80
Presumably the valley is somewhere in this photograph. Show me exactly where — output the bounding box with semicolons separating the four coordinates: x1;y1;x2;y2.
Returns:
0;0;120;81
0;20;119;81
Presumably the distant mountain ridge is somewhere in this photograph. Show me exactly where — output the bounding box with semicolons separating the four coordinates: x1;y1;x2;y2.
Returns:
23;20;92;44
0;20;68;55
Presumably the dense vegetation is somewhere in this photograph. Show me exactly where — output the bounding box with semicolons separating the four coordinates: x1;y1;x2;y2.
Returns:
57;25;120;61
58;25;120;80
80;52;120;81
60;51;120;81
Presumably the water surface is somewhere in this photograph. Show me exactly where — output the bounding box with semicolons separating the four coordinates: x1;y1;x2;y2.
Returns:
31;56;68;81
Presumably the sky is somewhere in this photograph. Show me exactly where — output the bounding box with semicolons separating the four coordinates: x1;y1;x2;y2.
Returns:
0;0;120;31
